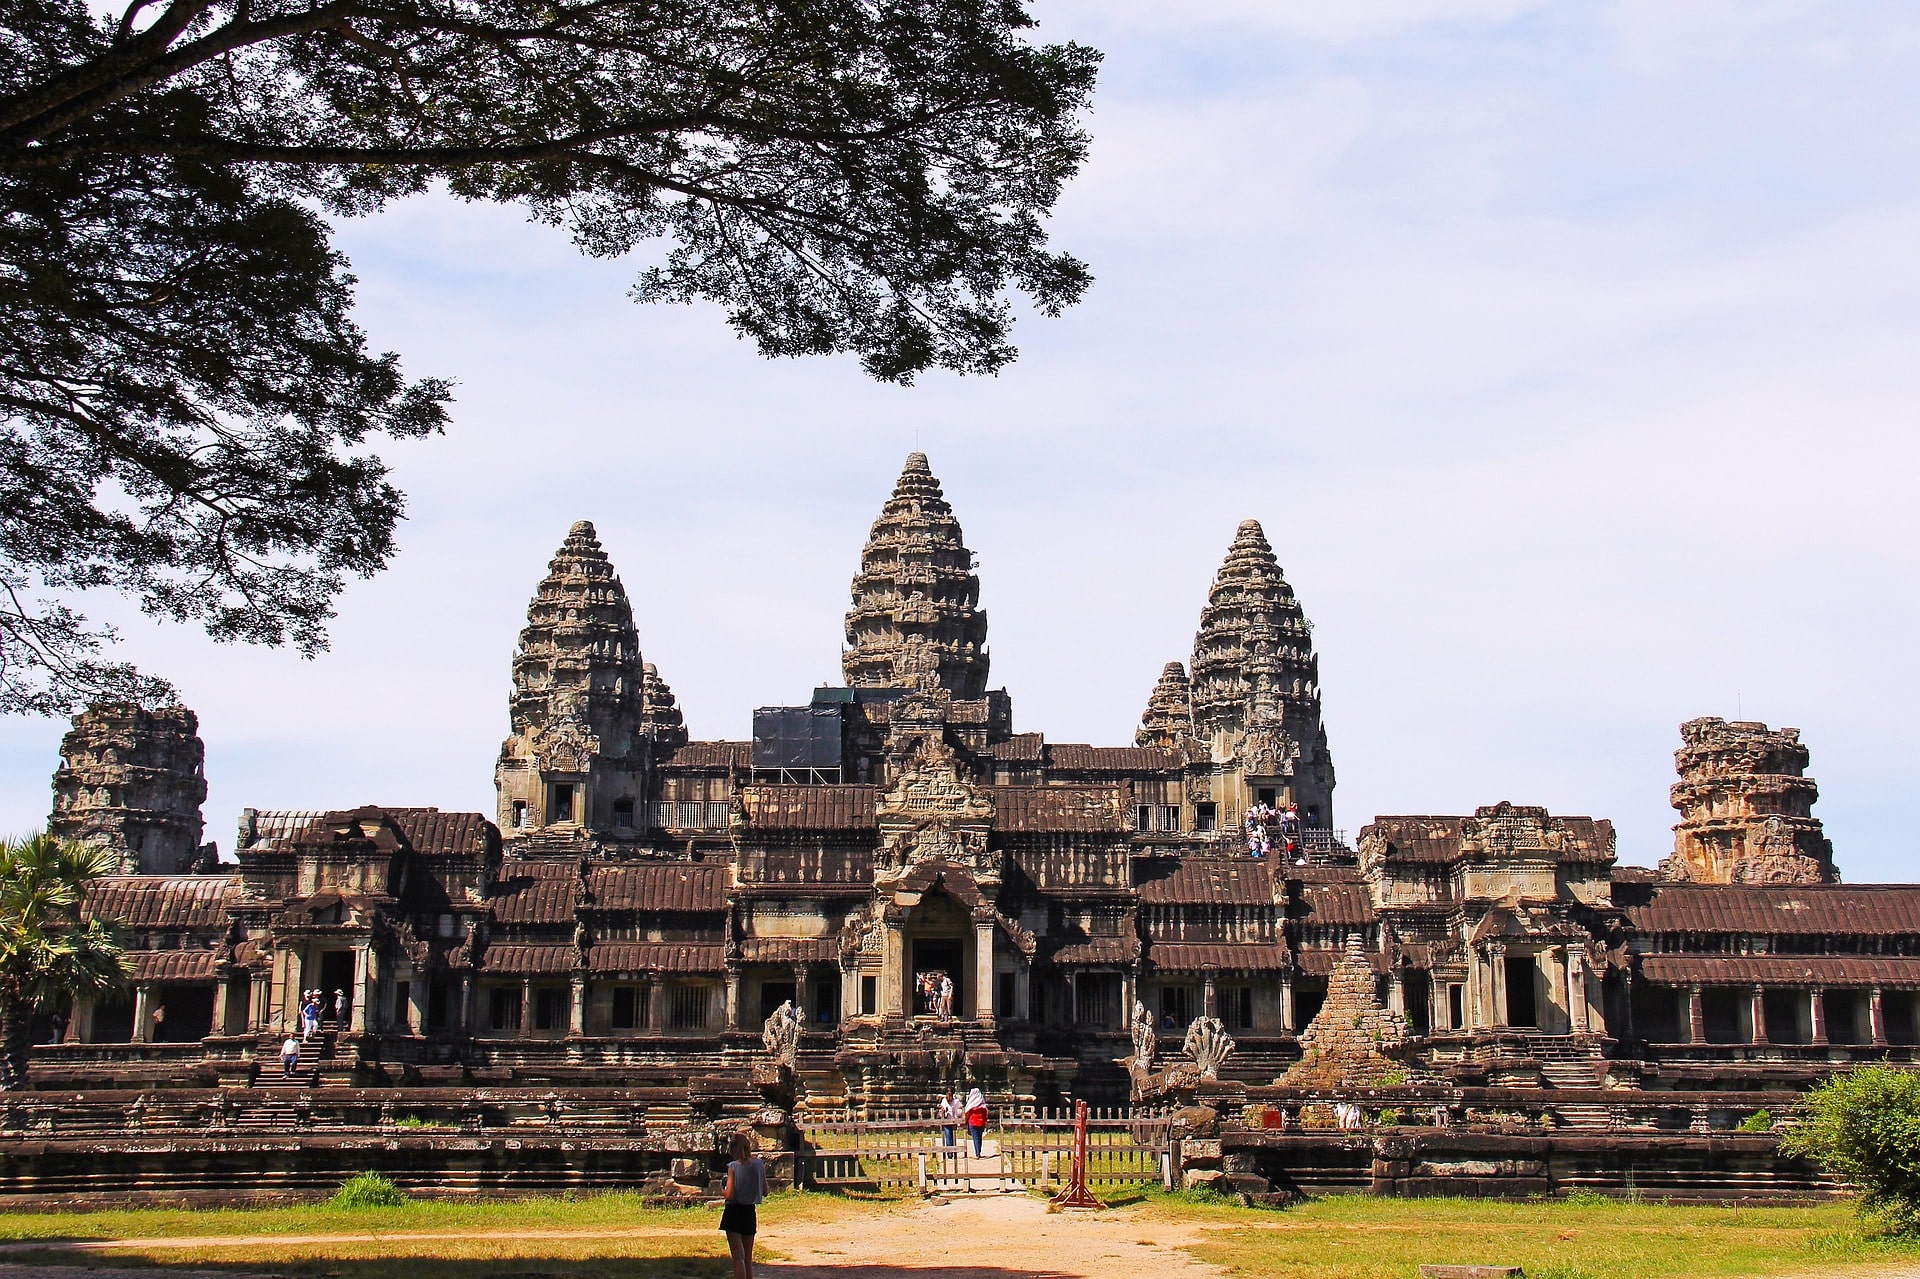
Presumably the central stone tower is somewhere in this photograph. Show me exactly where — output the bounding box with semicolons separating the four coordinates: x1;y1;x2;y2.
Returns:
1189;520;1336;826
842;453;989;698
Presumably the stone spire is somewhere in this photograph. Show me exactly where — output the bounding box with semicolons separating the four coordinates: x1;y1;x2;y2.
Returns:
640;662;688;750
496;521;648;837
1281;934;1419;1088
1659;717;1837;884
842;453;989;699
50;703;213;873
1189;520;1335;821
1137;662;1195;748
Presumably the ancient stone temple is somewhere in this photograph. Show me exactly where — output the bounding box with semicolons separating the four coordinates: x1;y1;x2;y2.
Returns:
34;453;1920;1130
1659;717;1836;885
49;703;212;873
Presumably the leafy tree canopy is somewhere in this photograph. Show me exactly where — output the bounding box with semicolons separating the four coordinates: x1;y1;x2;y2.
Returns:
1781;1063;1920;1231
0;0;1098;713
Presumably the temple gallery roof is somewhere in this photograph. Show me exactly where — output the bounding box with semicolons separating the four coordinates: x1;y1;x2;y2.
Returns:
489;860;729;924
1618;882;1920;935
83;876;232;929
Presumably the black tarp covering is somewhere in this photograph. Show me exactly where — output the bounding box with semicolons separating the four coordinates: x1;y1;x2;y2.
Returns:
752;705;846;769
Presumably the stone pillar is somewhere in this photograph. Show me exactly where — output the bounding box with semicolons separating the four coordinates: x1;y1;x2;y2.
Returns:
725;967;742;1030
643;975;662;1032
350;947;371;1034
1620;971;1635;1041
457;975;473;1034
1280;976;1295;1034
253;971;271;1033
1750;986;1769;1045
1489;945;1508;1028
1203;973;1219;1019
974;922;995;1023
1871;987;1888;1046
569;973;587;1036
793;964;812;1027
1068;971;1081;1025
1568;951;1591;1035
882;925;906;1019
838;966;858;1022
133;984;154;1042
1389;971;1407;1018
65;996;93;1044
1810;987;1828;1045
519;977;534;1039
1687;984;1704;1044
1015;966;1031;1021
408;976;428;1036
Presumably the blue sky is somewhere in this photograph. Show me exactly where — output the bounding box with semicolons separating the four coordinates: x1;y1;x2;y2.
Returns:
5;0;1918;877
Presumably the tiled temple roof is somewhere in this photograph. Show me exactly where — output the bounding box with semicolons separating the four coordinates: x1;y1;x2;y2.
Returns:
741;785;878;831
1047;937;1135;965
1295;947;1392;977
1136;858;1276;905
657;741;750;770
739;937;840;964
489;861;579;924
1360;814;1616;864
478;943;575;975
1047;744;1183;773
1147;942;1289;972
978;732;1044;761
1639;954;1920;988
586;942;724;973
586;863;728;912
990;786;1128;833
83;876;231;929
128;949;219;982
1294;875;1375;927
1619;883;1920;935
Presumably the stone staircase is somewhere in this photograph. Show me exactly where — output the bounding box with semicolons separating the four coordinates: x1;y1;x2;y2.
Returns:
254;1022;337;1086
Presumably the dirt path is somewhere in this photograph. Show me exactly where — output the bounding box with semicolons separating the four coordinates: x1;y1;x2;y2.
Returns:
765;1193;1230;1279
0;1193;1233;1279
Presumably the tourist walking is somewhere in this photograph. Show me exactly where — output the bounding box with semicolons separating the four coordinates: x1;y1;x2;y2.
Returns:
964;1087;989;1157
938;973;954;1021
279;1035;300;1077
331;988;347;1024
720;1129;765;1279
939;1089;961;1147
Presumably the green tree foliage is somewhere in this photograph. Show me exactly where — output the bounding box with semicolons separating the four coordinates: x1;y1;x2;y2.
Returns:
0;0;1098;713
1781;1064;1920;1231
0;833;130;1090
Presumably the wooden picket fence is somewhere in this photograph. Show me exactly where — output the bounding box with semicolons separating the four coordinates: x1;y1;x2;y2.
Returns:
799;1113;1174;1192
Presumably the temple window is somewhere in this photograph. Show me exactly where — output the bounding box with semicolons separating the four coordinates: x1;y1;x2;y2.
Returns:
611;988;638;1030
488;986;522;1032
1195;803;1218;833
511;801;528;828
666;983;711;1029
612;799;634;829
548;783;575;823
1074;974;1121;1027
860;975;878;1015
532;986;565;1031
1159;984;1193;1028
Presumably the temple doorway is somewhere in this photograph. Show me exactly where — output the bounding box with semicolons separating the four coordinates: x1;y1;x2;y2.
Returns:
912;937;965;1017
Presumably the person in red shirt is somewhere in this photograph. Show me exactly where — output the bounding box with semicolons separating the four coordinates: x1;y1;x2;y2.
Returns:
964;1087;988;1157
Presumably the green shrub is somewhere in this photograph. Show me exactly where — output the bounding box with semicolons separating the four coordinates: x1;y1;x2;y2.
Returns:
1378;1108;1401;1126
330;1171;408;1208
1780;1064;1920;1231
1739;1108;1774;1133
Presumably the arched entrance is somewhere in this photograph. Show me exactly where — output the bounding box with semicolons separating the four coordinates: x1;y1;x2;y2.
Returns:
905;888;972;1018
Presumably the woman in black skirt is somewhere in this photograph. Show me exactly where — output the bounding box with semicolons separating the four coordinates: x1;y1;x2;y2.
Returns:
720;1129;765;1279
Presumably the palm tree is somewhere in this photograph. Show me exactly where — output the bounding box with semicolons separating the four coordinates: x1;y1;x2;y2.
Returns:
0;834;130;1090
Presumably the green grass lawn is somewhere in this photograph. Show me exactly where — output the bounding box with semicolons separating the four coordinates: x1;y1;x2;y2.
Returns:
0;1189;873;1278
1148;1193;1920;1279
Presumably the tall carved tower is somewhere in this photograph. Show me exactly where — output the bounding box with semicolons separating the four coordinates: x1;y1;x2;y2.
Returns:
1659;717;1836;884
1137;662;1197;748
50;703;211;873
843;453;989;698
1189;520;1335;824
496;521;675;841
